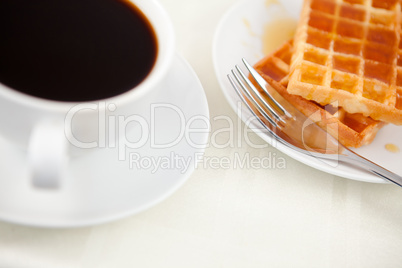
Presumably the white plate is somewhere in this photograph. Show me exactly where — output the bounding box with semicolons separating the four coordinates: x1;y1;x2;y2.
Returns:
213;0;402;183
0;54;209;227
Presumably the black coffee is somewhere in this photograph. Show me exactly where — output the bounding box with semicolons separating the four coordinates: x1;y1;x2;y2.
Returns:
0;0;157;102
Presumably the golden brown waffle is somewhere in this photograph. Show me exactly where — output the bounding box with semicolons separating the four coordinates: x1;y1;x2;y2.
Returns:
287;0;402;125
253;40;386;148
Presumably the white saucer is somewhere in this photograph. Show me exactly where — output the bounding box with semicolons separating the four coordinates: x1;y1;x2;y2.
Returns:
0;54;209;228
213;0;402;183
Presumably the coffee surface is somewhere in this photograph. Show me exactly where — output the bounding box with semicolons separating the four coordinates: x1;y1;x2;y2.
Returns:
0;0;157;102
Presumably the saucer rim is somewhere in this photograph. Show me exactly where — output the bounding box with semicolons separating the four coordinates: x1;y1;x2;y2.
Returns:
0;53;210;228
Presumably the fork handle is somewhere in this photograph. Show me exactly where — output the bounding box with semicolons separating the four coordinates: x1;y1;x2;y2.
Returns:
339;150;402;187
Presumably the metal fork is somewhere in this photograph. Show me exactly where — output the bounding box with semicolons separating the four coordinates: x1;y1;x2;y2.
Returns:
228;58;402;187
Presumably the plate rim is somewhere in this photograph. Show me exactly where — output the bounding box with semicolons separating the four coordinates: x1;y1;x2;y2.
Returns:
212;0;387;184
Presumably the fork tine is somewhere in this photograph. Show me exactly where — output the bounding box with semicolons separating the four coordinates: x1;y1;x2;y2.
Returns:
242;58;292;118
228;73;306;152
228;73;278;128
234;65;285;123
228;72;315;157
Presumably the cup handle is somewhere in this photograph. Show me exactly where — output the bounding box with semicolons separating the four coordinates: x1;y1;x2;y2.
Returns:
28;121;68;189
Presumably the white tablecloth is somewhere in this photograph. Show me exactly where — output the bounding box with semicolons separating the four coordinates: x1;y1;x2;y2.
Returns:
1;0;402;267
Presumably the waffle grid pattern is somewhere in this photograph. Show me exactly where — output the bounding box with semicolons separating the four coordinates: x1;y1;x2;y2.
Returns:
253;40;385;147
287;0;402;124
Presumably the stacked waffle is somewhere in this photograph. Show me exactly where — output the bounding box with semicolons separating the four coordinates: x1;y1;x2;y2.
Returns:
253;0;402;147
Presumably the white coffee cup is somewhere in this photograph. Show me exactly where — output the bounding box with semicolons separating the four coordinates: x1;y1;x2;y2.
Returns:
0;0;175;189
